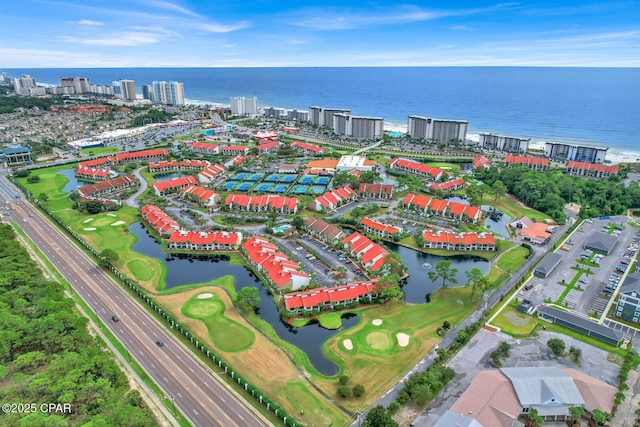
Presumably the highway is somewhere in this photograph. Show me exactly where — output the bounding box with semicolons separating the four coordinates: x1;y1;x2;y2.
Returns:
0;174;268;427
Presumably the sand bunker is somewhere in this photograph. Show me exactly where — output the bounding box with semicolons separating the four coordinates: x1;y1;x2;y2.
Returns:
343;339;353;350
197;293;213;300
106;213;117;217
82;218;94;223
111;221;125;226
83;227;96;231
372;319;383;326
396;333;410;347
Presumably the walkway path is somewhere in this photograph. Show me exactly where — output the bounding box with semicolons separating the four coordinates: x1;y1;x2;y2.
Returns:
610;368;640;427
125;167;148;208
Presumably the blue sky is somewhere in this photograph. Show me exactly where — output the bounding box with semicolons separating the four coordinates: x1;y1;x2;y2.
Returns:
2;0;639;67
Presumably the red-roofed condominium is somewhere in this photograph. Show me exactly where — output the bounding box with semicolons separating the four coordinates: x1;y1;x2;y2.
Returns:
388;158;443;180
402;193;482;223
358;183;393;199
422;230;496;251
152;176;198;196
115;148;169;163
314;185;358;211
283;278;380;313
304;218;345;245
168;229;242;251
566;161;619;179
361;217;402;239
242;236;310;291
341;232;389;273
225;194;298;214
504;155;549;171
290;141;325;155
140;205;180;237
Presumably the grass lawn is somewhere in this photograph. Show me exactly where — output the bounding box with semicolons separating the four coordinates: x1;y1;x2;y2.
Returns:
426;162;462;172
17;164;77;213
181;293;255;352
80;146;122;156
492;305;539;336
497;245;530;274
490;194;552;222
318;312;343;329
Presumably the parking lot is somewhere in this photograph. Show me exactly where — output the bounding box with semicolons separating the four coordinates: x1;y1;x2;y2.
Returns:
298;235;370;284
519;216;640;317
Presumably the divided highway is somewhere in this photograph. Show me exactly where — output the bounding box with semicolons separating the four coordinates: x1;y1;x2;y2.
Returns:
1;184;268;427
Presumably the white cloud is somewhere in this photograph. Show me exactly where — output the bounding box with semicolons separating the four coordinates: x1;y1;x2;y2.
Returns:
58;32;162;46
74;19;104;26
194;22;250;33
138;0;198;17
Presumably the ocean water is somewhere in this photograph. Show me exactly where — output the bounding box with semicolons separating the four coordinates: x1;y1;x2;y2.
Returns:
6;67;640;158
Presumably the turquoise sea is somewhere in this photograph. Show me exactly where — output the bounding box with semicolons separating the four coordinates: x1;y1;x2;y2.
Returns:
6;67;640;160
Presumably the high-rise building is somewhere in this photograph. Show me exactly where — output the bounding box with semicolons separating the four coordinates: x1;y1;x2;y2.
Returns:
12;74;37;95
479;133;530;153
544;142;608;163
333;114;384;140
148;81;184;105
309;106;351;127
230;97;258;116
407;115;468;143
60;77;90;94
113;80;136;101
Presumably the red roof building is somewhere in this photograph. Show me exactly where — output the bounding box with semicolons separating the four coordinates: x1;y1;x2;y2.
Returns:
430;178;465;192
473;155;491;170
358;183;393;199
341;232;389;272
504;155;549;170
140;205;180;236
77;174;138;198
180;159;209;170
304;217;345;244
290;141;325;155
148;159;179;172
256;141;281;154
221;145;249;156
402;193;482;223
225;194;298;214
198;163;225;184
168;229;242;251
314;185;358;211
180;185;220;209
152;175;198;196
75;166;112;181
388;158;443;180
422;230;497;251
361;217;402;238
189;141;220;154
566;160;618;179
115;148;169;163
283;278;380;312
78;156;116;169
242;236;310;291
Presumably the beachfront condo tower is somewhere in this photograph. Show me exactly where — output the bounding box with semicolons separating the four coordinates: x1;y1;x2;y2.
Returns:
230;97;258;116
333;114;384;140
544;142;608;163
309;106;351;127
408;115;468;143
479;133;530;153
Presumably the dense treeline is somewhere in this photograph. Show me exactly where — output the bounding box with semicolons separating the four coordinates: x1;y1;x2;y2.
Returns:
475;166;640;223
0;224;157;426
131;109;173;127
0;95;57;114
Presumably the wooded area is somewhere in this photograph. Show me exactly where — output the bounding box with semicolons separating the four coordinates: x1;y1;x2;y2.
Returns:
0;224;157;426
475;165;640;223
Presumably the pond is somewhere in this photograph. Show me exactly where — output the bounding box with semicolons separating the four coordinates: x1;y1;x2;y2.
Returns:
129;222;355;376
445;196;511;236
58;168;96;193
154;172;189;182
383;243;491;304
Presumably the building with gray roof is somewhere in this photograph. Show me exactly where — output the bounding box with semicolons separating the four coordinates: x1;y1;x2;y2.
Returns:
1;146;32;166
537;305;624;346
434;411;486;427
615;273;640;323
584;232;618;255
534;252;563;278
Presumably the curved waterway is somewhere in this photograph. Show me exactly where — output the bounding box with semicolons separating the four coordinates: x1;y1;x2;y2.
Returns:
58;168;95;193
129;222;354;375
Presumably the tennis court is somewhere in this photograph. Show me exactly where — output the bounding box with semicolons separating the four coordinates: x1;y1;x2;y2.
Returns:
255;183;274;192
264;174;279;182
274;185;287;193
245;173;265;182
299;175;314;185
237;183;253;191
281;175;296;183
290;185;308;194
309;185;327;194
224;182;239;191
314;176;330;185
231;172;248;181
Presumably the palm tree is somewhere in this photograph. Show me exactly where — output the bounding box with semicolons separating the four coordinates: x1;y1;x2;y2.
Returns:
526;408;544;426
568;406;584;425
428;260;458;289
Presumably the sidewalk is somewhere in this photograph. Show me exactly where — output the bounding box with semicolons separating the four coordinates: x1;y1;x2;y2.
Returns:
611;368;640;427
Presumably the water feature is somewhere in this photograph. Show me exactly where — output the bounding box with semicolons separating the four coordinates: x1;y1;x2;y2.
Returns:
58;168;95;193
383;243;491;304
129;222;355;376
444;195;511;236
153;172;188;182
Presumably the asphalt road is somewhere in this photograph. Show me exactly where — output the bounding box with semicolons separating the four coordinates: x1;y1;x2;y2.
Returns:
1;182;268;427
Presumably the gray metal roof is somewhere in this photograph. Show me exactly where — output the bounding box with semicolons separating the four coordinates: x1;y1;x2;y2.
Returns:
584;232;618;253
537;305;623;342
621;273;640;295
2;146;30;155
501;367;584;407
534;252;563;275
434;411;485;427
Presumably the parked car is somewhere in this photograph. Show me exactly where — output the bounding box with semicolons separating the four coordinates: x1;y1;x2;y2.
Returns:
156;340;164;347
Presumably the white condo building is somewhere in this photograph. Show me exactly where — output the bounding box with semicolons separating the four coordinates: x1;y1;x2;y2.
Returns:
113;80;136;101
230;97;258;116
408;115;468;143
145;81;185;105
60;77;90;94
309;106;351;127
544;142;608;163
479;133;530;153
333;114;384;140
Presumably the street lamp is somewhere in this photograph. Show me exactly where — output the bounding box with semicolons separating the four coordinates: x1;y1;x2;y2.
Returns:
168;392;177;417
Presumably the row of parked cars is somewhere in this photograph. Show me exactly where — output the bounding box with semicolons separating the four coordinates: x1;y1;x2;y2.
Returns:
603;237;640;295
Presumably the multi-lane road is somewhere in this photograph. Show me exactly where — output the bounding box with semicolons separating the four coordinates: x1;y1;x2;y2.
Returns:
0;174;268;427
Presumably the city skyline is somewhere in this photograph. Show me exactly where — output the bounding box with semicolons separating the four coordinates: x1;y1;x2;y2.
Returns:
2;0;639;68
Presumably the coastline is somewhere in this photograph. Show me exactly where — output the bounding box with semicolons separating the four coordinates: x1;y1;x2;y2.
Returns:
382;122;640;165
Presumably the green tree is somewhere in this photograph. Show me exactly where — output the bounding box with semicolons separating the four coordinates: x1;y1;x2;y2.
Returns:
235;287;261;313
465;267;489;301
527;407;544;426
339;375;350;385
376;274;403;306
428;260;458;289
491;179;508;201
477;183;491;202
37;192;49;203
353;384;365;397
26;175;40;183
591;409;611;426
547;338;566;356
380;252;406;276
364;405;398;427
86;200;103;214
99;248;119;267
292;216;305;230
337;385;350;398
568;345;582;362
568;406;585;425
